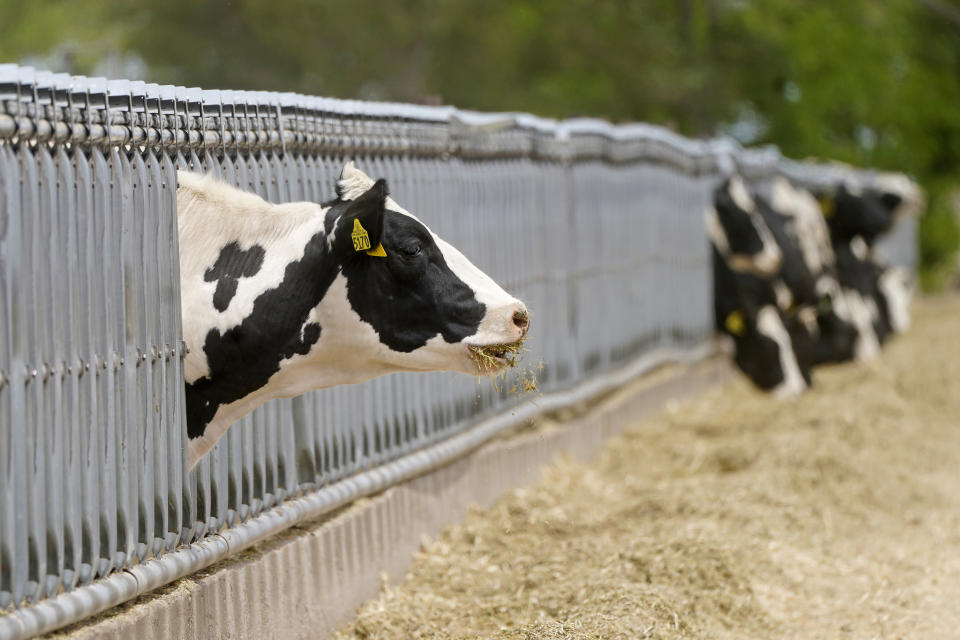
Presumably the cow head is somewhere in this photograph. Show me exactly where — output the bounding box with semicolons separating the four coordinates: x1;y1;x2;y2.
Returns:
722;304;810;397
324;162;529;377
707;175;782;277
817;183;897;245
178;163;528;467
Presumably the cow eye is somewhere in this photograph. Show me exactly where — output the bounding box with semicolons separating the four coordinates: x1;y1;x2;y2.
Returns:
401;242;422;257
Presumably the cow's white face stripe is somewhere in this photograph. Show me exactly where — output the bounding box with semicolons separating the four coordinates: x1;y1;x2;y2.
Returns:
841;288;881;362
707;206;783;278
879;267;912;333
750;226;783;276
705;207;731;255
756;305;807;398
729;175;756;213
771;177;835;274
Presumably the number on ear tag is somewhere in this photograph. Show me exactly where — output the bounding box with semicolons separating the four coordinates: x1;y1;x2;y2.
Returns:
351;219;372;252
725;310;747;336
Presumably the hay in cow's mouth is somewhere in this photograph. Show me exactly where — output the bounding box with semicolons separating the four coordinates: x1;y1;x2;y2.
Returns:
469;339;525;373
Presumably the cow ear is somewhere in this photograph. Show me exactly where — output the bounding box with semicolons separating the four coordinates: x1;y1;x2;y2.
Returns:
337;178;389;259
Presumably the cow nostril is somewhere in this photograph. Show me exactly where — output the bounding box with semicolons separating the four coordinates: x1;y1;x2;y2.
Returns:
513;309;529;332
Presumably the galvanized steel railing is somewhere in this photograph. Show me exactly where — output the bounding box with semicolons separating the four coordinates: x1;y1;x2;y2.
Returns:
0;65;917;638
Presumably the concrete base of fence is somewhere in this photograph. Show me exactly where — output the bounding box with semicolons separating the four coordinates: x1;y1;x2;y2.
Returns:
49;357;730;640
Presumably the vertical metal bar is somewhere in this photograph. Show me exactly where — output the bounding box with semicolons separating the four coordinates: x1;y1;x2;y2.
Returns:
54;141;82;593
0;135;28;609
37;141;64;600
20;123;48;603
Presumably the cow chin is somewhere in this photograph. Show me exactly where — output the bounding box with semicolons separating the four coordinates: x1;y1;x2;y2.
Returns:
407;336;520;377
377;336;507;378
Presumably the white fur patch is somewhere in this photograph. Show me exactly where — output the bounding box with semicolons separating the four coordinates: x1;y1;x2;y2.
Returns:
850;235;869;261
756;305;807;397
874;172;924;217
728;175;756;213
705;207;730;255
879;267;912;333
337;160;375;201
842;288;881;362
797;306;819;336
773;279;794;311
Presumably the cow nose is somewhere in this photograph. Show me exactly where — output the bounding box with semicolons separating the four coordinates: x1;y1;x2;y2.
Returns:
513;309;530;335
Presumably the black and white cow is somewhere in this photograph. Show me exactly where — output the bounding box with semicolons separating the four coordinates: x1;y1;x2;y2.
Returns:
816;179;914;342
764;178;873;363
708;175;811;396
711;172;916;396
178;163;529;467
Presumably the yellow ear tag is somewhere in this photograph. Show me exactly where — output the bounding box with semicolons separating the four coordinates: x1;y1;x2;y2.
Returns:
351;218;372;252
818;195;835;218
366;243;387;258
725;310;747;336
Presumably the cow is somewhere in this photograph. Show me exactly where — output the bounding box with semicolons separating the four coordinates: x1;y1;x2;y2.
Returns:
764;178;872;363
708;175;811;396
178;163;529;468
816;178;915;341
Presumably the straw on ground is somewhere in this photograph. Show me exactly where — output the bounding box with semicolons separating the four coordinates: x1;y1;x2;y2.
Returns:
338;296;960;640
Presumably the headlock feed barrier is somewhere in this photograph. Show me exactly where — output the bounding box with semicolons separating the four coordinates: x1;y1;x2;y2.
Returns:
0;64;916;638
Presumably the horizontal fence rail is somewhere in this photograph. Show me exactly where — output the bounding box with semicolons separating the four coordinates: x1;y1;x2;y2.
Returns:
0;65;917;637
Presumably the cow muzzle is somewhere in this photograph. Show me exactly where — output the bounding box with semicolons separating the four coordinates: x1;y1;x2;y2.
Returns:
466;300;530;374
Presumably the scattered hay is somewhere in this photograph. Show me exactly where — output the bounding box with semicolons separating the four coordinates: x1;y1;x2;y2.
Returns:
471;337;544;397
339;296;960;640
508;361;543;395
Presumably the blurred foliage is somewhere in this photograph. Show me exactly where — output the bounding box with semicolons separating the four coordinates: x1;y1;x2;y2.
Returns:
3;0;960;287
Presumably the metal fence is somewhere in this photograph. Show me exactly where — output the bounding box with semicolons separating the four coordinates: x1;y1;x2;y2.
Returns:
0;65;917;638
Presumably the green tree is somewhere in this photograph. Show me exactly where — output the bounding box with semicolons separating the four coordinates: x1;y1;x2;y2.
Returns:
3;0;959;286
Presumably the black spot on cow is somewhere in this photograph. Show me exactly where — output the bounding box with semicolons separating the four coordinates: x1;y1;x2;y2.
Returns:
203;241;266;312
813;295;858;364
340;211;485;352
185;182;389;440
714;179;766;257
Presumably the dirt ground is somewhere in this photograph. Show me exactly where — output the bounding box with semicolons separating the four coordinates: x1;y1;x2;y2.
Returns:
336;296;960;640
